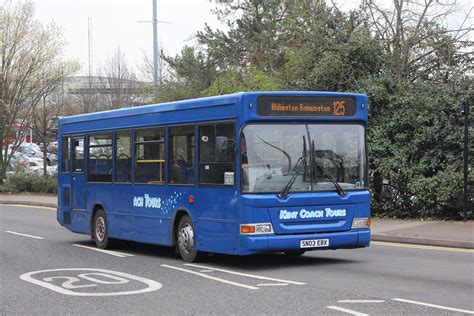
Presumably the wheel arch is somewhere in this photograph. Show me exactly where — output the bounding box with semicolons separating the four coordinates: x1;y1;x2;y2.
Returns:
170;207;193;246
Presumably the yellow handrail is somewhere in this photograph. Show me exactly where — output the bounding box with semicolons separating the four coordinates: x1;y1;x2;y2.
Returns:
136;160;164;182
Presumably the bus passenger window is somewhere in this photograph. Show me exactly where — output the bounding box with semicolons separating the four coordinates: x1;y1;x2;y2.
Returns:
87;133;112;182
168;125;195;185
198;123;235;185
61;137;70;172
115;131;132;183
135;128;165;184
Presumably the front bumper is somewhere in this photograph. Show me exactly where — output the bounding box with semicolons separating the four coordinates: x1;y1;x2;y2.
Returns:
238;229;370;255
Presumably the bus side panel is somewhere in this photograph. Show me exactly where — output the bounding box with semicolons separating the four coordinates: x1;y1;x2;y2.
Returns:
131;185;182;246
87;184;173;245
197;187;239;255
110;184;136;240
57;175;72;227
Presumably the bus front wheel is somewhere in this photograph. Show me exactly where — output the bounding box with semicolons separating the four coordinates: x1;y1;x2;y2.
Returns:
93;209;113;249
176;215;199;262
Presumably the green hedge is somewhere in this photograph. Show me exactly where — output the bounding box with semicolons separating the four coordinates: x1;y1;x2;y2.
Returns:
0;173;57;194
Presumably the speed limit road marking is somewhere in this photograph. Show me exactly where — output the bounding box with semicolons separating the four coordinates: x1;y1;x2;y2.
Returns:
20;268;162;296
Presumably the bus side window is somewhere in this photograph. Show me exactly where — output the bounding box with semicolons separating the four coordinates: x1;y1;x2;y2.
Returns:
168;125;195;185
61;137;70;173
115;131;132;183
72;138;84;172
134;128;165;184
198;123;235;185
87;133;112;182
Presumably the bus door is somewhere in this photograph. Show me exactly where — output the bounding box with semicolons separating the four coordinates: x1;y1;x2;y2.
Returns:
71;137;86;213
196;123;238;253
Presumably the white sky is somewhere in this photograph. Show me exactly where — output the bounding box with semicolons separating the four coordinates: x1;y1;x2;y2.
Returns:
33;0;223;78
32;0;472;80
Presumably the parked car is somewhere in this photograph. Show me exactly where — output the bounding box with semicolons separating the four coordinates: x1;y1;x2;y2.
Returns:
5;151;57;177
6;152;40;176
5;159;29;177
8;143;57;166
47;141;58;154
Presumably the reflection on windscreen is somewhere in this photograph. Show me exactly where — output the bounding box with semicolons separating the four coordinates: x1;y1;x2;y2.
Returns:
241;124;367;193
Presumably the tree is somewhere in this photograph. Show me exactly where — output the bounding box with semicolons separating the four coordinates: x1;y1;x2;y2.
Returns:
363;0;473;81
358;0;473;218
0;0;78;180
280;2;384;91
157;46;218;102
32;71;75;176
195;0;384;92
96;46;144;110
201;67;283;96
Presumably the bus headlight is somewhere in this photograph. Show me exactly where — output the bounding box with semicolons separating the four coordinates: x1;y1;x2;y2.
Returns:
352;217;371;229
240;223;274;235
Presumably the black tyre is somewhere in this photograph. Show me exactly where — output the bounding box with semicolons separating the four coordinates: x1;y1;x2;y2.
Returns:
284;250;306;257
93;209;113;249
176;215;199;262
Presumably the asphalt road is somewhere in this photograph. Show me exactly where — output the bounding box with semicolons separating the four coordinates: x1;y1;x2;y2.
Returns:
1;204;473;315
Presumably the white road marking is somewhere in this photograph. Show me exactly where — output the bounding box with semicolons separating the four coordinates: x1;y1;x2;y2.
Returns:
72;244;134;258
161;264;259;290
2;204;56;211
372;241;474;254
327;306;368;316
338;300;385;303
257;283;288;286
20;268;162;296
5;231;44;240
393;298;474;314
184;263;306;285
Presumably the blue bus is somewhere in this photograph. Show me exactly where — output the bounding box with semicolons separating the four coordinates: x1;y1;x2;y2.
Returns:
57;91;370;262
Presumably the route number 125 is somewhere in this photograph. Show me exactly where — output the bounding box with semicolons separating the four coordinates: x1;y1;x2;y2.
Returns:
333;101;346;116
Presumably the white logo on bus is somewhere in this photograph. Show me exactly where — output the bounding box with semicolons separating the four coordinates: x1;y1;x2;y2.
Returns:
133;194;161;208
279;208;347;220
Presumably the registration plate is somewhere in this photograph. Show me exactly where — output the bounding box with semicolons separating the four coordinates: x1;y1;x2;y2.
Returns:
300;239;329;248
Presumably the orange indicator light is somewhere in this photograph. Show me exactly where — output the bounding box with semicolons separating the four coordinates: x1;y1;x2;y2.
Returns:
240;225;255;234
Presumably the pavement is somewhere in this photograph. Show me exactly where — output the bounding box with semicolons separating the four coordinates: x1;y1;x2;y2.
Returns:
1;193;473;249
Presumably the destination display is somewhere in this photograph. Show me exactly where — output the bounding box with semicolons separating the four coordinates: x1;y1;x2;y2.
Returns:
257;96;357;117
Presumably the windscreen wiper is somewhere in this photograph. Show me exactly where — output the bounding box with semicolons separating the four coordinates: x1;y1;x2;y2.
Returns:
305;125;313;190
312;141;346;197
255;135;291;173
313;161;346;197
278;155;305;199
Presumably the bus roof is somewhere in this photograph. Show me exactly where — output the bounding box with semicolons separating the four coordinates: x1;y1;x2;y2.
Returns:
59;91;367;125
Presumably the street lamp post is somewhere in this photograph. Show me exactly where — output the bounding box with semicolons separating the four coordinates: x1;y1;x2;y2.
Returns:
153;0;158;100
138;1;171;102
461;100;470;222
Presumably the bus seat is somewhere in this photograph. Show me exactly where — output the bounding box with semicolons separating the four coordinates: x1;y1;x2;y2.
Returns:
115;159;131;182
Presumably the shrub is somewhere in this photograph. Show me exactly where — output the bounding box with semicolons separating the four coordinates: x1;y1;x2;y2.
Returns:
0;173;57;194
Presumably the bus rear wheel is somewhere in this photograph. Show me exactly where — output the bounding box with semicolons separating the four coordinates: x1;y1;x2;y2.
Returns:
93;209;113;249
176;215;199;262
